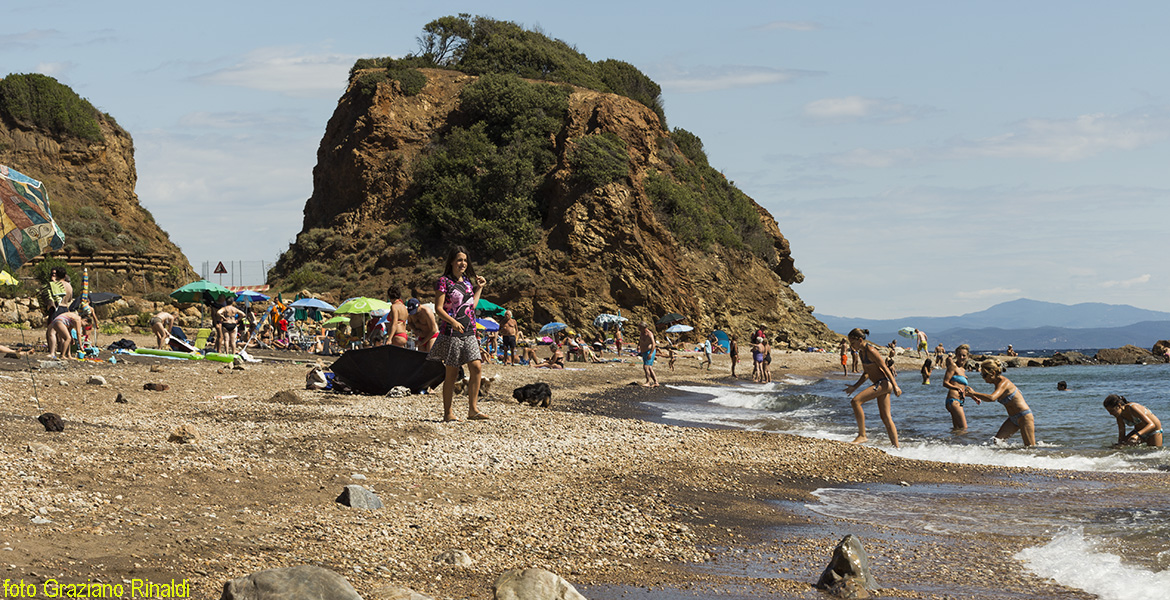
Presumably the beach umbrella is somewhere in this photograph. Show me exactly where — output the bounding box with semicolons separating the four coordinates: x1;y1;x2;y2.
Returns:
593;313;627;328
476;318;500;331
897;327;916;338
334;297;392;315
171;280;234;304
665;324;693;333
322;315;350;329
289;297;336;312
69;292;120;310
236;290;270;303
0;271;17;286
657;312;686;326
712;329;730;350
476;298;507;318
538;322;568;336
330;345;449;395
0;165;65;271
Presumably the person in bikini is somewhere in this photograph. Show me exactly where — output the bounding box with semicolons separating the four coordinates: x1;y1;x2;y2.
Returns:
387;287;411;348
963;361;1036;447
942;344;972;431
405;298;439;352
217;300;246;355
47;311;85;359
150;311;175;349
751;335;765;382
1104;394;1163;448
843;328;902;448
531;343;565;369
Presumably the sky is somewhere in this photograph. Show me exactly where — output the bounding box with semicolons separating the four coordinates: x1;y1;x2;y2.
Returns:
3;1;1169;319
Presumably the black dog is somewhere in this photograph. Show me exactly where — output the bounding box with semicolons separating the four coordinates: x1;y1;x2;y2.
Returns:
512;382;552;407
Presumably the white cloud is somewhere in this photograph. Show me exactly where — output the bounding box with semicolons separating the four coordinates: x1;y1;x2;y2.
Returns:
956;287;1022;299
804;95;936;124
177;111;310;131
953;110;1170;161
0;29;59;50
1100;274;1151;288
658;65;820;93
33;61;75;78
193;47;359;98
756;21;821;32
827;148;916;168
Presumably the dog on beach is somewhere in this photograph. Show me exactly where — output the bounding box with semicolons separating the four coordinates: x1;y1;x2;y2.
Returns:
512;382;552;407
454;373;499;397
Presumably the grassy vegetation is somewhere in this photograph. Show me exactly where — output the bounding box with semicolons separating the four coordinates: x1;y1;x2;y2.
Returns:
569;132;628;188
409;73;570;258
0;73;104;143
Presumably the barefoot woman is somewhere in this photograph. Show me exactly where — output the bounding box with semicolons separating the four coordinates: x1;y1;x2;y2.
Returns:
942;344;972;431
843;328;902;447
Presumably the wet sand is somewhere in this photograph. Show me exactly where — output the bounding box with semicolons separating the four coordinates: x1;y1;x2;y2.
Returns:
0;333;1146;598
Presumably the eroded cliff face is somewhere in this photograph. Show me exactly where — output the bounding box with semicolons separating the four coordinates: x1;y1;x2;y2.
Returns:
0;115;193;278
277;69;835;346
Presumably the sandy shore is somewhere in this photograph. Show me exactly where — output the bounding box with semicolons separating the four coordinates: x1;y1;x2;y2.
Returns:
0;331;1138;599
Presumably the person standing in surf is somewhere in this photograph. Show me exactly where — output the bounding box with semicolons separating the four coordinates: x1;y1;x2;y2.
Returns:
942;344;972;431
963;361;1036;447
843;328;902;447
1104;394;1163;448
428;246;489;422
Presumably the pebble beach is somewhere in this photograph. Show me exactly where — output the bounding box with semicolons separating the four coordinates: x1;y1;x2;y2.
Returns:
0;331;1153;599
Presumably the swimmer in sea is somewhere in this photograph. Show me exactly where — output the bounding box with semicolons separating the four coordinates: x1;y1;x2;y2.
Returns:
843;328;902;448
1104;394;1163;448
964;361;1036;447
942;344;972;431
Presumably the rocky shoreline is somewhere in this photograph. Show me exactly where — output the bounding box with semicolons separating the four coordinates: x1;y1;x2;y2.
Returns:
0;331;1156;598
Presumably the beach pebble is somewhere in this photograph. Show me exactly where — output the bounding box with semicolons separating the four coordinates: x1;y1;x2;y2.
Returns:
221;565;361;600
335;485;383;510
433;549;473;567
87;375;107;386
493;567;586;600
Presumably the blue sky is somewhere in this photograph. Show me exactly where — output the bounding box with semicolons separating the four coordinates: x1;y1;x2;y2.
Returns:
3;1;1168;319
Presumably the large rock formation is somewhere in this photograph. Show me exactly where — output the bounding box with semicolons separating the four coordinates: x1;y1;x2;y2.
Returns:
271;68;836;346
0;75;193;283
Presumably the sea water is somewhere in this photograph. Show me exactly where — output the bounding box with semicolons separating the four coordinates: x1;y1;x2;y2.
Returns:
643;361;1170;599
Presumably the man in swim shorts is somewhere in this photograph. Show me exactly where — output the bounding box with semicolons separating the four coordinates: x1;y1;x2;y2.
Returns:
638;321;658;387
499;310;518;365
405;298;439;351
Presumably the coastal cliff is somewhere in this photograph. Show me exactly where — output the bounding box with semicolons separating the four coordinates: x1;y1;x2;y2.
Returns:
269;19;836;346
0;74;194;284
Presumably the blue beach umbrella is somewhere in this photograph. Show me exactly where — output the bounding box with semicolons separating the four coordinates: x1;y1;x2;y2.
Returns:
290;297;337;312
898;327;916;338
539;322;568;336
477;318;500;332
236;290;270;303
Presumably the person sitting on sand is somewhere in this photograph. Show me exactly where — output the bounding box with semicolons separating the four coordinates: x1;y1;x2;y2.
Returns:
942;344;972;431
638;322;658;387
964;361;1036;447
150;311;175;349
843;328;902;448
531;344;565;369
1104;394;1162;448
1005;344;1018;357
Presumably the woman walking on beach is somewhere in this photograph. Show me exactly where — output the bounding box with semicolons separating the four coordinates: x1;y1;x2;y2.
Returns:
1104;394;1162;448
963;361;1036;447
729;335;739;378
942;344;972;431
428;246;489;422
843;328;902;448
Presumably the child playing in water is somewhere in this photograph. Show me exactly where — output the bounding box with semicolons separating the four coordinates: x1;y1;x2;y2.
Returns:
1104;394;1163;448
964;361;1036;447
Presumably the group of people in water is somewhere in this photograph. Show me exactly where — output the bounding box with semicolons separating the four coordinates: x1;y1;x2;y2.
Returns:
842;328;1163;450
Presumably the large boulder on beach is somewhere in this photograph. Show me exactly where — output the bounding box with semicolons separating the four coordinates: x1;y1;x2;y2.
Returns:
493;568;586;600
1152;340;1170;362
220;565;360;600
816;535;879;599
1096;345;1156;365
1043;351;1094;367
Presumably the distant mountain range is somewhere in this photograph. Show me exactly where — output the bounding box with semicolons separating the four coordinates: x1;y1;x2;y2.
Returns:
815;299;1170;351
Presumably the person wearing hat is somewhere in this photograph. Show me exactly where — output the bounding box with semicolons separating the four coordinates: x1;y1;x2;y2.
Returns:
405;297;439;352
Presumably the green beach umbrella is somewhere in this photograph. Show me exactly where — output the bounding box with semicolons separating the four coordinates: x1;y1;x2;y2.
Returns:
322;315;351;329
476;298;507;318
171;280;234;304
334;297;393;315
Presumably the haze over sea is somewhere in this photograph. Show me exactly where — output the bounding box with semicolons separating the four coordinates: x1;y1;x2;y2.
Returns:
646;360;1170;599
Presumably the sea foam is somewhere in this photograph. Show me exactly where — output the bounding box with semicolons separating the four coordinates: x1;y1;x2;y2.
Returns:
1017;529;1170;600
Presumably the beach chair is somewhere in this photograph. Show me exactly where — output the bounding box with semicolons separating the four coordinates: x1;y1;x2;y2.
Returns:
193;328;212;350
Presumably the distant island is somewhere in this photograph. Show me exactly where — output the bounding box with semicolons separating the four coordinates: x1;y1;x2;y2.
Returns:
815;298;1170;351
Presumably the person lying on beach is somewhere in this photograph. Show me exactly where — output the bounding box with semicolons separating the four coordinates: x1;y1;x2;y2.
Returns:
964;361;1036;447
1104;394;1163;448
843;328;902;448
942;344;972;431
531;344;565;369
